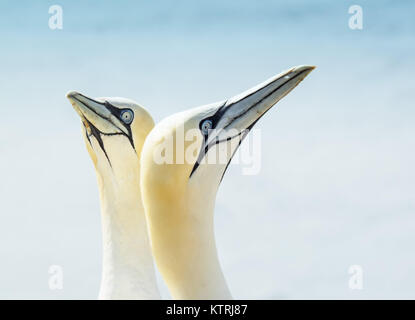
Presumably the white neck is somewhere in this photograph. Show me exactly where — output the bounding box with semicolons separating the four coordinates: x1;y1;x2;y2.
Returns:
173;214;232;300
96;174;160;300
145;174;232;299
179;165;233;299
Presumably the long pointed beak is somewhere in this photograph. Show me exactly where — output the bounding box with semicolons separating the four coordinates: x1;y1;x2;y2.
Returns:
228;66;315;129
212;65;315;139
66;91;128;135
190;65;315;178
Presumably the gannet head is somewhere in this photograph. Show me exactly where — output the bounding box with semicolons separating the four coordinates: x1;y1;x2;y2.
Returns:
66;91;159;299
140;65;315;299
66;91;154;186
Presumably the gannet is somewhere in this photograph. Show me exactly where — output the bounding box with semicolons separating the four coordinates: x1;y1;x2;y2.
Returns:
140;65;315;299
66;91;160;299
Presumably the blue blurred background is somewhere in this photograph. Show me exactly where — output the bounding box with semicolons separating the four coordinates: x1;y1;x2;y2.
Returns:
0;0;414;299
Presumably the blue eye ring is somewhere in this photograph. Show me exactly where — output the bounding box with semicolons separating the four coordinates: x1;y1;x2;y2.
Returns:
201;119;213;136
120;109;134;125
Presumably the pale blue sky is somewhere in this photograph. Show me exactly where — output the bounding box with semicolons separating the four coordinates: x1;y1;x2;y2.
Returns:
0;0;414;299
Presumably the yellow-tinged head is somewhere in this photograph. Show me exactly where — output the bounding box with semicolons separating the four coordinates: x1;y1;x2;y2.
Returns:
140;65;315;299
66;91;159;299
66;91;154;190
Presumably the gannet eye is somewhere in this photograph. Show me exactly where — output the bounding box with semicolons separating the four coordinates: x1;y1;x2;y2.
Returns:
201;119;213;135
120;109;134;124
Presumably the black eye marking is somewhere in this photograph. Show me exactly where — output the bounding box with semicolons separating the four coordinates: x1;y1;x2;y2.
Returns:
200;119;213;136
190;101;236;178
81;102;138;168
120;109;134;125
103;101;135;150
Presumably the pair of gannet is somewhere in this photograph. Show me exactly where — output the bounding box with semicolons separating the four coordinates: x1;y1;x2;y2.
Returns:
66;65;314;299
